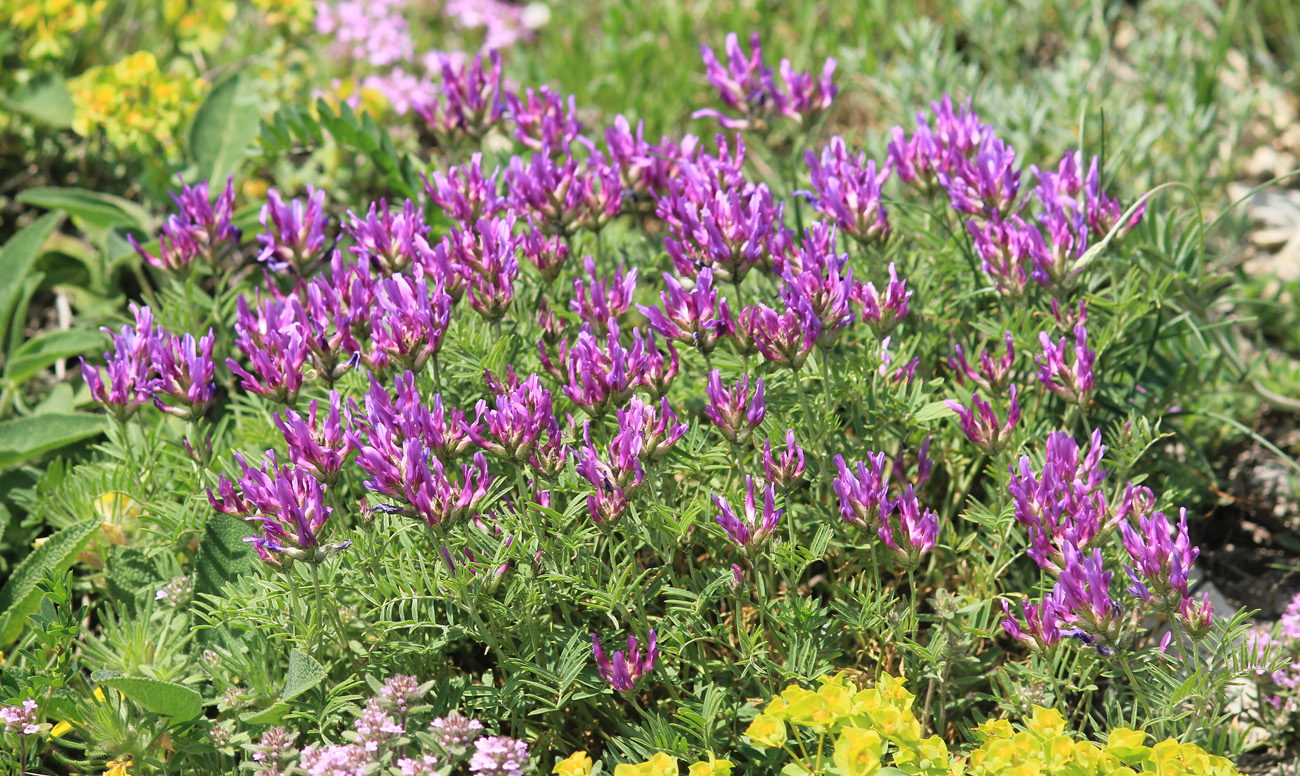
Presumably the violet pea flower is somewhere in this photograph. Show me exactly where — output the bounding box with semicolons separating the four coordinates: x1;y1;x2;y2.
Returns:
832;452;889;528
592;630;658;693
949;331;1015;395
762;429;806;493
944;385;1021;455
150;328;217;420
1036;323;1096;406
81;304;156;422
704;370;765;447
748;300;820;371
257;187;330;275
272;391;357;486
713;475;782;552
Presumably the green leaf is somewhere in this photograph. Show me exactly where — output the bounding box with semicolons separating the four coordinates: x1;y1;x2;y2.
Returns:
239;700;291;725
0;73;74;128
4;329;106;385
0;213;63;353
911;400;954;424
0;413;109;470
104;546;164;609
16;188;151;234
193;513;260;602
0;518;100;646
189;72;260;185
92;671;203;719
281;649;326;701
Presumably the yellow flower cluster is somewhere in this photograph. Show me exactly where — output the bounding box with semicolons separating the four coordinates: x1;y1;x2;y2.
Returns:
162;0;236;54
3;0;104;61
558;672;1241;776
251;0;315;31
68;51;207;152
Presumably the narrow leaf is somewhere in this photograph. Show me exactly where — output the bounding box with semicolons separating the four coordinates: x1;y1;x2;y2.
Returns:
16;188;150;233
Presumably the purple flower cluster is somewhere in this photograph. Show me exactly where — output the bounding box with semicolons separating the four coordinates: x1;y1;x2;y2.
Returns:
0;699;39;736
81;304;218;423
352;373;491;529
1002;429;1214;653
208;451;349;566
129;177;241;273
257;187;331;275
714;476;782;553
704;370;765;446
832;453;938;565
414;51;506;144
592;630;658;692
890;96;1145;295
804;137;890;246
695;32;838;132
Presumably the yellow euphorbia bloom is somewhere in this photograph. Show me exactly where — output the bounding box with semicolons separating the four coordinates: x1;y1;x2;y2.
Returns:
743;713;787;748
554;751;593;776
832;727;882;776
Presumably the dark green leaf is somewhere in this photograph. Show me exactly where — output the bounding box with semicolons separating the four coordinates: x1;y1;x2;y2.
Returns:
0;213;62;352
4;329;106;385
0;413;109;470
0;518;100;646
193;513;260;602
16;188;151;233
0;73;74;128
281;649;326;701
189;72;260;185
93;672;203;720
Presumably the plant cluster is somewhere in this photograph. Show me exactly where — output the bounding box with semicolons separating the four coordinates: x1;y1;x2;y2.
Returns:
2;2;1297;775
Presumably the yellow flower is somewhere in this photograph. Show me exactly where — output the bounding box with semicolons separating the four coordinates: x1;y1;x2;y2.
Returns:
104;754;133;776
743;713;787;748
1105;728;1149;763
554;751;593;776
1025;706;1066;738
49;720;73;738
972;718;1013;742
93;687;107;702
832;726;882;776
686;753;732;776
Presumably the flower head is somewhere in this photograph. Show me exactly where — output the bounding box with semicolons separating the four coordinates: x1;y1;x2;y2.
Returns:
592;630;658;692
714;476;783;551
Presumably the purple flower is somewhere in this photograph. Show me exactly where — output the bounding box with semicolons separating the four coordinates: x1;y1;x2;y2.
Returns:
1029;202;1089;290
389;446;493;530
228;296;308;405
414;50;505;143
562;321;646;417
209;452;348;566
1179;592;1215;641
315;0;412;67
520;223;571;285
343;198;429;275
506;85;584;152
506;146;623;236
1083;156;1145;238
1000;590;1067;651
694;32;837;131
424;153;505;223
273;391;357;486
616;396;688;465
250;726;299;775
429;712;484;756
469;736;529;776
851;262;912;338
832;453;890;527
81;304;156;421
592;630;658;693
354;696;404;754
604;114;694;199
804;137;890;246
938;135;1021;217
762;429;806;493
300;743;372;776
1056;544;1126;653
714;476;782;551
467;373;555;463
944;385;1021;455
571;257;638;332
748;299;820;371
878;485;938;565
257;187;330;275
369;274;453;373
887;96;991;189
149;329;216;419
639;331;680;399
1007;429;1110;573
292;273;364;386
130;177;241;272
638;268;731;355
780;223;855;347
1036;323;1096;406
1120;508;1199;613
661;183;782;284
949;331;1015;395
465;249;520;323
0;699;39;736
966;215;1040;297
704;370;765;446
